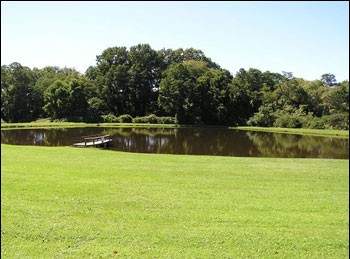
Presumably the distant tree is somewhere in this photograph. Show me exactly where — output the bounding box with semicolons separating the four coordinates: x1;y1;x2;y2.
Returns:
69;78;97;118
87;97;107;122
43;80;71;119
301;79;328;116
227;68;268;124
273;79;310;110
261;71;286;90
1;63;40;122
159;61;204;124
92;44;162;116
322;80;349;113
159;60;231;124
158;47;220;71
128;44;162;115
282;71;294;80
321;73;337;87
93;46;130;114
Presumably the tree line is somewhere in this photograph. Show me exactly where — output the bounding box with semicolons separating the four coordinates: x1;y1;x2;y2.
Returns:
1;43;349;129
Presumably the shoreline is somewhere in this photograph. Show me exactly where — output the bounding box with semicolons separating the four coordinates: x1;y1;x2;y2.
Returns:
1;122;348;138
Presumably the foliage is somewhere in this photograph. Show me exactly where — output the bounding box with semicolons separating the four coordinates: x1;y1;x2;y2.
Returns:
101;114;133;123
1;63;41;122
273;113;304;128
321;73;337;86
43;80;71;119
87;97;107;122
117;114;133;123
43;77;97;120
101;113;119;123
247;105;276;127
303;116;327;129
132;114;175;124
157;116;176;124
159;61;232;124
321;113;349;130
1;44;348;128
133;114;159;123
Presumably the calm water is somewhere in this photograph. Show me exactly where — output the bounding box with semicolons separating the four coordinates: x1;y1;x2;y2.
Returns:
1;127;349;159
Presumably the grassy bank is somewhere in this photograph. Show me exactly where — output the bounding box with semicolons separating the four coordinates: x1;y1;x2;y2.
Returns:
1;145;348;258
0;122;179;130
234;126;349;138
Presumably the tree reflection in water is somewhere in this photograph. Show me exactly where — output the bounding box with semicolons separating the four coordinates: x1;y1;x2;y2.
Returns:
1;127;348;158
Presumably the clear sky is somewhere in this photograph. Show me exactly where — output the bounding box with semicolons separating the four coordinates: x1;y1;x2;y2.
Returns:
1;1;349;81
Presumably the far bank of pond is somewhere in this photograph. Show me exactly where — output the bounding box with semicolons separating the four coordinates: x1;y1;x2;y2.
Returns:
1;126;348;159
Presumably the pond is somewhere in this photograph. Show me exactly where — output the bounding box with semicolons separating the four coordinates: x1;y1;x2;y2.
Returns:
1;127;349;159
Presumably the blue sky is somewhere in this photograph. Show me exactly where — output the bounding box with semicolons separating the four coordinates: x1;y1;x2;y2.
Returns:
1;1;349;81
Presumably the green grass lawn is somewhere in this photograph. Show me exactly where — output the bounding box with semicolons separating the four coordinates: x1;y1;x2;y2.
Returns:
1;144;348;258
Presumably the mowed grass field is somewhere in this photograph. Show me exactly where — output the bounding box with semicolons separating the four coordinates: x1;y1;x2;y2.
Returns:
1;144;349;258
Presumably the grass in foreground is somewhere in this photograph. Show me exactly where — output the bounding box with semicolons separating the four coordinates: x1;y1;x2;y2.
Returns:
1;145;348;258
234;126;349;138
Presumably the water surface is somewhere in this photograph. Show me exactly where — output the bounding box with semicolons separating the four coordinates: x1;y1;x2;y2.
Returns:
1;127;348;159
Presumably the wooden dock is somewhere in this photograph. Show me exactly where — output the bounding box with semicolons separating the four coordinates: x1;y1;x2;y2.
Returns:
72;135;112;148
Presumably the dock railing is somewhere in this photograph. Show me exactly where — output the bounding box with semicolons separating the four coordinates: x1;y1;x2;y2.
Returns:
81;135;111;146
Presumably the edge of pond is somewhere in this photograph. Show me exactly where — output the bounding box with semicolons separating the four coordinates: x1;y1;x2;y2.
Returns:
1;123;348;139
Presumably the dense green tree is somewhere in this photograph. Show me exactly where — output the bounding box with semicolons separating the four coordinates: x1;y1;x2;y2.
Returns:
159;61;202;123
196;68;232;124
43;76;99;120
321;73;337;87
91;44;162;116
227;68;268;124
1;63;40;122
282;71;294;80
273;79;310;110
322;80;349;113
43;80;71;119
1;65;11;120
128;44;162;115
299;79;328;116
159;60;231;124
158;48;220;71
69;78;97;118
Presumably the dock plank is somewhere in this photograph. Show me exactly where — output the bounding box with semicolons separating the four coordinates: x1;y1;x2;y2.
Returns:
72;136;112;147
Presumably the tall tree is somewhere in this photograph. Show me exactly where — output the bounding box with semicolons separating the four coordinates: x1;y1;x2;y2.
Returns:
158;47;220;72
43;80;71;119
321;73;337;87
282;71;294;80
159;60;231;124
1;63;40;122
128;44;162;115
